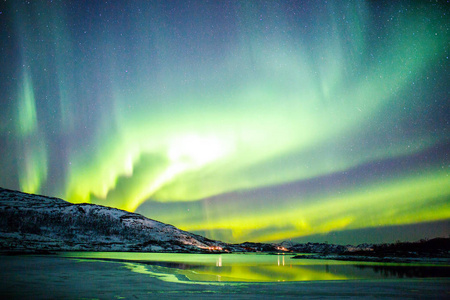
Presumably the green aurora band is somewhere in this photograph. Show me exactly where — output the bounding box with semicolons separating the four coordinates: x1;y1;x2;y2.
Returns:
1;1;448;243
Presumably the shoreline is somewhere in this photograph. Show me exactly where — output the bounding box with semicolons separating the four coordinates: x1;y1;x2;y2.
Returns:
292;253;450;264
3;249;449;265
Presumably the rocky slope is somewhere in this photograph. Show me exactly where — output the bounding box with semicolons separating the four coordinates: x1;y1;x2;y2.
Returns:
0;187;234;253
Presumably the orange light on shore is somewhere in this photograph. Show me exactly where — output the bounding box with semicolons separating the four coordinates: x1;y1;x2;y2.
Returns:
276;246;289;252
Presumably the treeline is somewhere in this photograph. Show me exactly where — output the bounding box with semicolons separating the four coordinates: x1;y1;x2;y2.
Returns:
371;238;450;256
345;238;450;257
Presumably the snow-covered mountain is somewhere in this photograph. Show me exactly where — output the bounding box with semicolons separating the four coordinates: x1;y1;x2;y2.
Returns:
0;187;232;253
7;187;438;257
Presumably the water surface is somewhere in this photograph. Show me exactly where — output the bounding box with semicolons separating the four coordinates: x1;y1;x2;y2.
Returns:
61;252;449;283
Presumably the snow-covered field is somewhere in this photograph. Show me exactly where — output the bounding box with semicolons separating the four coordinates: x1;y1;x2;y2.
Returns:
0;255;448;299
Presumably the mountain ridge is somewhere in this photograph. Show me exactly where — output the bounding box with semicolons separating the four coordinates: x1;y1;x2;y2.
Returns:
0;187;233;253
2;187;448;259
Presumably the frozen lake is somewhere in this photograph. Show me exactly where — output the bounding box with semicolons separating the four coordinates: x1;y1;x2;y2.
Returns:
1;253;449;299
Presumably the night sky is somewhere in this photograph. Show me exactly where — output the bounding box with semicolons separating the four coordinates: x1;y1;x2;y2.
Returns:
0;1;449;244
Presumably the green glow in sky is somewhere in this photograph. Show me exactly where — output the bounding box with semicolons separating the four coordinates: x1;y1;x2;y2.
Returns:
1;1;449;243
15;70;47;194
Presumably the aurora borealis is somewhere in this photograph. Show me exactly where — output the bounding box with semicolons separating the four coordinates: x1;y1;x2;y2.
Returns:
0;1;448;244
